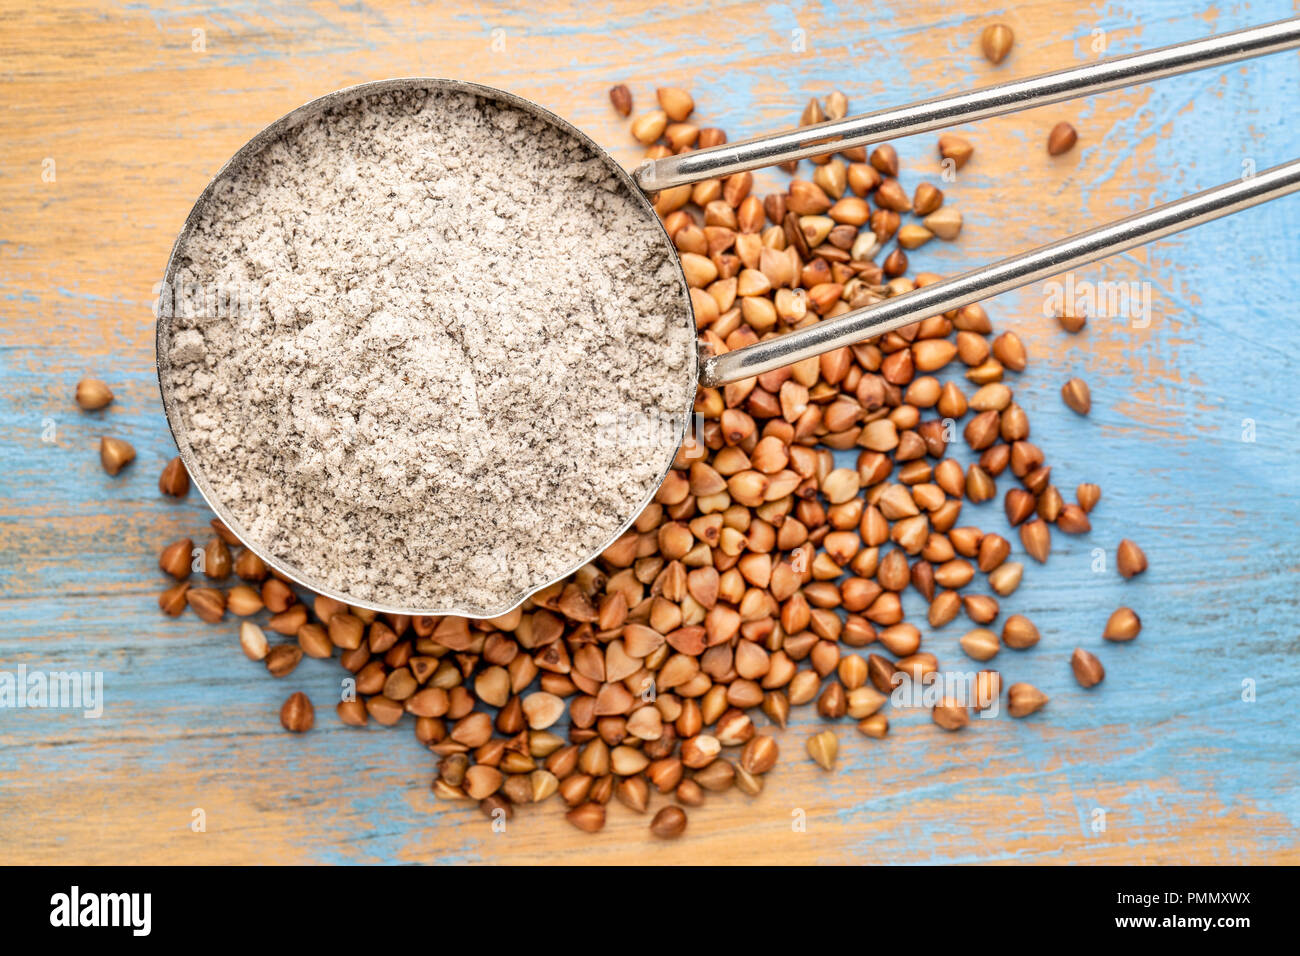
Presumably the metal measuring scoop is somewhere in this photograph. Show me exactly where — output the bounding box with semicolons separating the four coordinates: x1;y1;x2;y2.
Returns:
158;19;1300;619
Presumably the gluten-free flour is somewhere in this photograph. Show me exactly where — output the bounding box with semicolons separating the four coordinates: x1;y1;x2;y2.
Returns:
160;85;694;613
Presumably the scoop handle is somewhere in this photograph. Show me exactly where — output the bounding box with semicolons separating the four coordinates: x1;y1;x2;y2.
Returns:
699;158;1300;387
635;17;1300;191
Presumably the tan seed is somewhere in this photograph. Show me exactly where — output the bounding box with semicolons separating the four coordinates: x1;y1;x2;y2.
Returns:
159;537;192;580
980;23;1014;64
933;698;969;731
631;110;668;144
265;643;302;677
1002;614;1041;650
608;84;632;116
960;628;1000;661
1077;483;1102;513
806;729;839;771
857;713;889;738
238;621;269;661
988;561;1024;596
1061;377;1091;415
566;802;606;832
650;805;687;837
923;207;963;240
186;587;225;624
1007;682;1049;717
75;377;114;410
159;457;189;497
280;691;314;732
227;585;264;617
1103;607;1142;642
1048;121;1078;155
656;87;694;122
158;581;189;616
99;437;135;475
1116;539;1148;578
1020;518;1051;563
938;134;974;170
1071;648;1105;687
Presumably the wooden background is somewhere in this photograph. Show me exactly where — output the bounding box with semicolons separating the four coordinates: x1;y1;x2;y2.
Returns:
2;0;1298;864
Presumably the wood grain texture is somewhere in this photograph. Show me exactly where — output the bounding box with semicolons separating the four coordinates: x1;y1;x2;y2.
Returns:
1;0;1298;865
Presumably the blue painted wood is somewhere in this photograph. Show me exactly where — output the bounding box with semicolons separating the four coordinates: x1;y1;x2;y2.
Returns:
1;0;1296;863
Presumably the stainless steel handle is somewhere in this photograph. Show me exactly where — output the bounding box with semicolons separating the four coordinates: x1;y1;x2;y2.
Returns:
701;158;1300;386
636;18;1300;191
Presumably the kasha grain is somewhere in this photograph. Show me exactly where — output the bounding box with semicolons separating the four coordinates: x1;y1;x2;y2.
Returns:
161;87;693;613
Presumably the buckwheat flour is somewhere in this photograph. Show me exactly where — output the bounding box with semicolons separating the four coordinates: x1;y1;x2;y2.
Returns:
160;85;694;614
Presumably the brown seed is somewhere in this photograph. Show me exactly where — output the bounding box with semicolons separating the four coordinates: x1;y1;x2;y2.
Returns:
262;577;296;614
531;769;560;803
1047;121;1078;156
465;764;504;800
1007;682;1049;717
806;729;839;771
1116;539;1148;578
1057;504;1092;534
267;604;307;636
159;537;192;580
980;23;1014;64
966;464;996;502
656;87;694;122
963;594;999;625
280;691;314;732
1071;648;1105;688
227;584;264;617
566;802;606;833
185;587;225;624
75;377;114;410
817;681;847;719
650;805;687;837
962;410;999;452
1061;377;1091;415
857;713;889;738
1057;310;1087;333
739;734;779;774
988;561;1023;596
609;83;633;116
938;134;974;170
991;332;1026;371
698;127;727;149
99;437;135;475
1103;607;1142;642
929;590;962;628
337;699;367;727
158;581;189;616
631;110;668;144
959;628;1000;662
265;643;302;677
913;182;943;216
1004;488;1035;526
158;457;189;497
239;620;269;660
1077;483;1102;513
933;698;969;731
203;536;232;580
694;759;735;792
1002;614;1041;650
1020;518;1051;563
